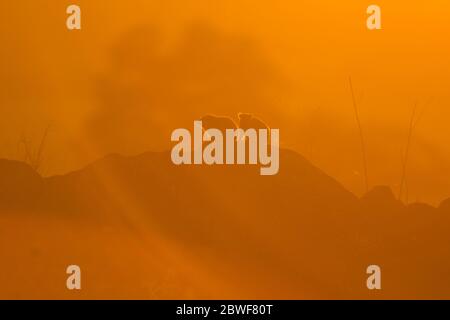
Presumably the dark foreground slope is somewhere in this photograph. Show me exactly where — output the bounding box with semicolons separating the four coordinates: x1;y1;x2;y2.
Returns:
0;150;449;299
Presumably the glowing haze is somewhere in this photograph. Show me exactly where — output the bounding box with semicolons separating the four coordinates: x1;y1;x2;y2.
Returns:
1;1;450;204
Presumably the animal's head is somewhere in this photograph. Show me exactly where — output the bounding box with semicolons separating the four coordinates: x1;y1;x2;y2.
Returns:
238;113;253;122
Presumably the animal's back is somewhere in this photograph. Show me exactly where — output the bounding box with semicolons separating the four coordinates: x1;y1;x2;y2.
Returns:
201;115;237;132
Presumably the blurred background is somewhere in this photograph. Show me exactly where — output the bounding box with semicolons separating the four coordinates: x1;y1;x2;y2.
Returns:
1;0;450;205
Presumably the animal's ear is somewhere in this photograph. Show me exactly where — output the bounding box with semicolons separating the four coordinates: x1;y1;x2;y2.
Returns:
238;113;251;120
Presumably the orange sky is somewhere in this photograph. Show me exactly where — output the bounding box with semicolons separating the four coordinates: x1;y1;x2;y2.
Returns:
1;0;450;204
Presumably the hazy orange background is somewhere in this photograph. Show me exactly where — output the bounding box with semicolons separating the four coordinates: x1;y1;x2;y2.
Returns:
1;1;450;204
2;1;450;300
